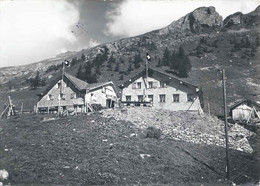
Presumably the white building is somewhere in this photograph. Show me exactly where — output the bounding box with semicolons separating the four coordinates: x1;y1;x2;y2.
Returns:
36;73;118;113
229;99;260;121
119;68;203;112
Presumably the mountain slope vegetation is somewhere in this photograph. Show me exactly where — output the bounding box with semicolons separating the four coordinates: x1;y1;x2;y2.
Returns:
0;6;260;115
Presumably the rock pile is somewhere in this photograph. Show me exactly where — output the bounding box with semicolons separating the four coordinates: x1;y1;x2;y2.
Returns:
0;169;8;185
101;107;254;153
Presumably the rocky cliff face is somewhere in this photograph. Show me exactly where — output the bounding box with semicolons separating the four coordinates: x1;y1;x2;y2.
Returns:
223;5;260;29
160;6;223;35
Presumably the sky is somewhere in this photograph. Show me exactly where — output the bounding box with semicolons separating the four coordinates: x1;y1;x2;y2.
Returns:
0;0;259;68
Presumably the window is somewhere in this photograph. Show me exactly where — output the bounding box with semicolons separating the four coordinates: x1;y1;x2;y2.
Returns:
126;96;131;102
47;94;53;100
148;82;153;89
173;94;180;103
159;81;166;88
159;94;166;102
148;95;153;102
58;94;65;100
57;82;61;88
187;94;194;102
71;93;76;99
136;82;141;89
138;95;144;102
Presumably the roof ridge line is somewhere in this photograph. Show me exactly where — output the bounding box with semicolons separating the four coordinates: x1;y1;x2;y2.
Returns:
64;73;84;91
149;68;199;88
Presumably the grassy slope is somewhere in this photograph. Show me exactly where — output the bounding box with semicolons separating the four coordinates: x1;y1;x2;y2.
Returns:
1;28;260;116
0;113;259;185
0;89;43;114
184;29;260;115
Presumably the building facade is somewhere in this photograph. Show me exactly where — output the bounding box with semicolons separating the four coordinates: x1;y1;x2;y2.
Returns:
120;68;203;112
36;73;118;114
229;99;260;121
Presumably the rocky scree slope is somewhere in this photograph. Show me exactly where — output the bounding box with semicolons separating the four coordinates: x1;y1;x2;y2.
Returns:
102;107;255;153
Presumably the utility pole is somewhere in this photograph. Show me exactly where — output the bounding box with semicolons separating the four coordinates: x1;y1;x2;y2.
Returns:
146;56;148;87
58;61;65;115
208;102;211;117
62;61;65;93
222;69;230;180
20;102;23;115
143;54;148;101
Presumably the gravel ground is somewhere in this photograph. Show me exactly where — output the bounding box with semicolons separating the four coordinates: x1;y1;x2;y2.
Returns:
101;107;255;153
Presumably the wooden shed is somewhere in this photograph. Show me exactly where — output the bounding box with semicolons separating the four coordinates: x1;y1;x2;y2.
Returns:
229;99;260;122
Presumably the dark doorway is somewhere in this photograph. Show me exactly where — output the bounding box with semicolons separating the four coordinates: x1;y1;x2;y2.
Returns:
106;99;115;108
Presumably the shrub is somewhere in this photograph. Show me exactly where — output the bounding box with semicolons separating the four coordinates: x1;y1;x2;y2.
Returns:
145;126;162;139
119;74;124;80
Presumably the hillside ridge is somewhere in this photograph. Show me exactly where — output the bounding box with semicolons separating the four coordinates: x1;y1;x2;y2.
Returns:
0;5;260;115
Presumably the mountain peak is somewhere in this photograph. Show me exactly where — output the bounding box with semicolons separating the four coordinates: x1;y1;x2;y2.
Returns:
159;6;223;35
223;5;260;30
189;6;223;32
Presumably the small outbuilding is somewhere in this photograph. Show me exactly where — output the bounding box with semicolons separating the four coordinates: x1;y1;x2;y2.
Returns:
229;99;260;122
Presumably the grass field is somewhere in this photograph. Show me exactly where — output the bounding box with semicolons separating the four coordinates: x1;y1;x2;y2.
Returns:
0;113;259;185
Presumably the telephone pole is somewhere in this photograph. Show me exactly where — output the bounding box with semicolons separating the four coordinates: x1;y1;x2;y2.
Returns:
222;69;230;180
146;56;148;87
58;61;65;115
144;53;149;101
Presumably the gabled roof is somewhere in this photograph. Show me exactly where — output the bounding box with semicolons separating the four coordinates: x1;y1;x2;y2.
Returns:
86;81;119;97
229;99;260;111
119;68;200;92
39;72;119;97
64;73;88;90
40;73;88;96
119;68;204;108
86;81;112;90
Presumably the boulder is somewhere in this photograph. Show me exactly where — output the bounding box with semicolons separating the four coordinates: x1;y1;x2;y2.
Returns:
0;169;8;181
